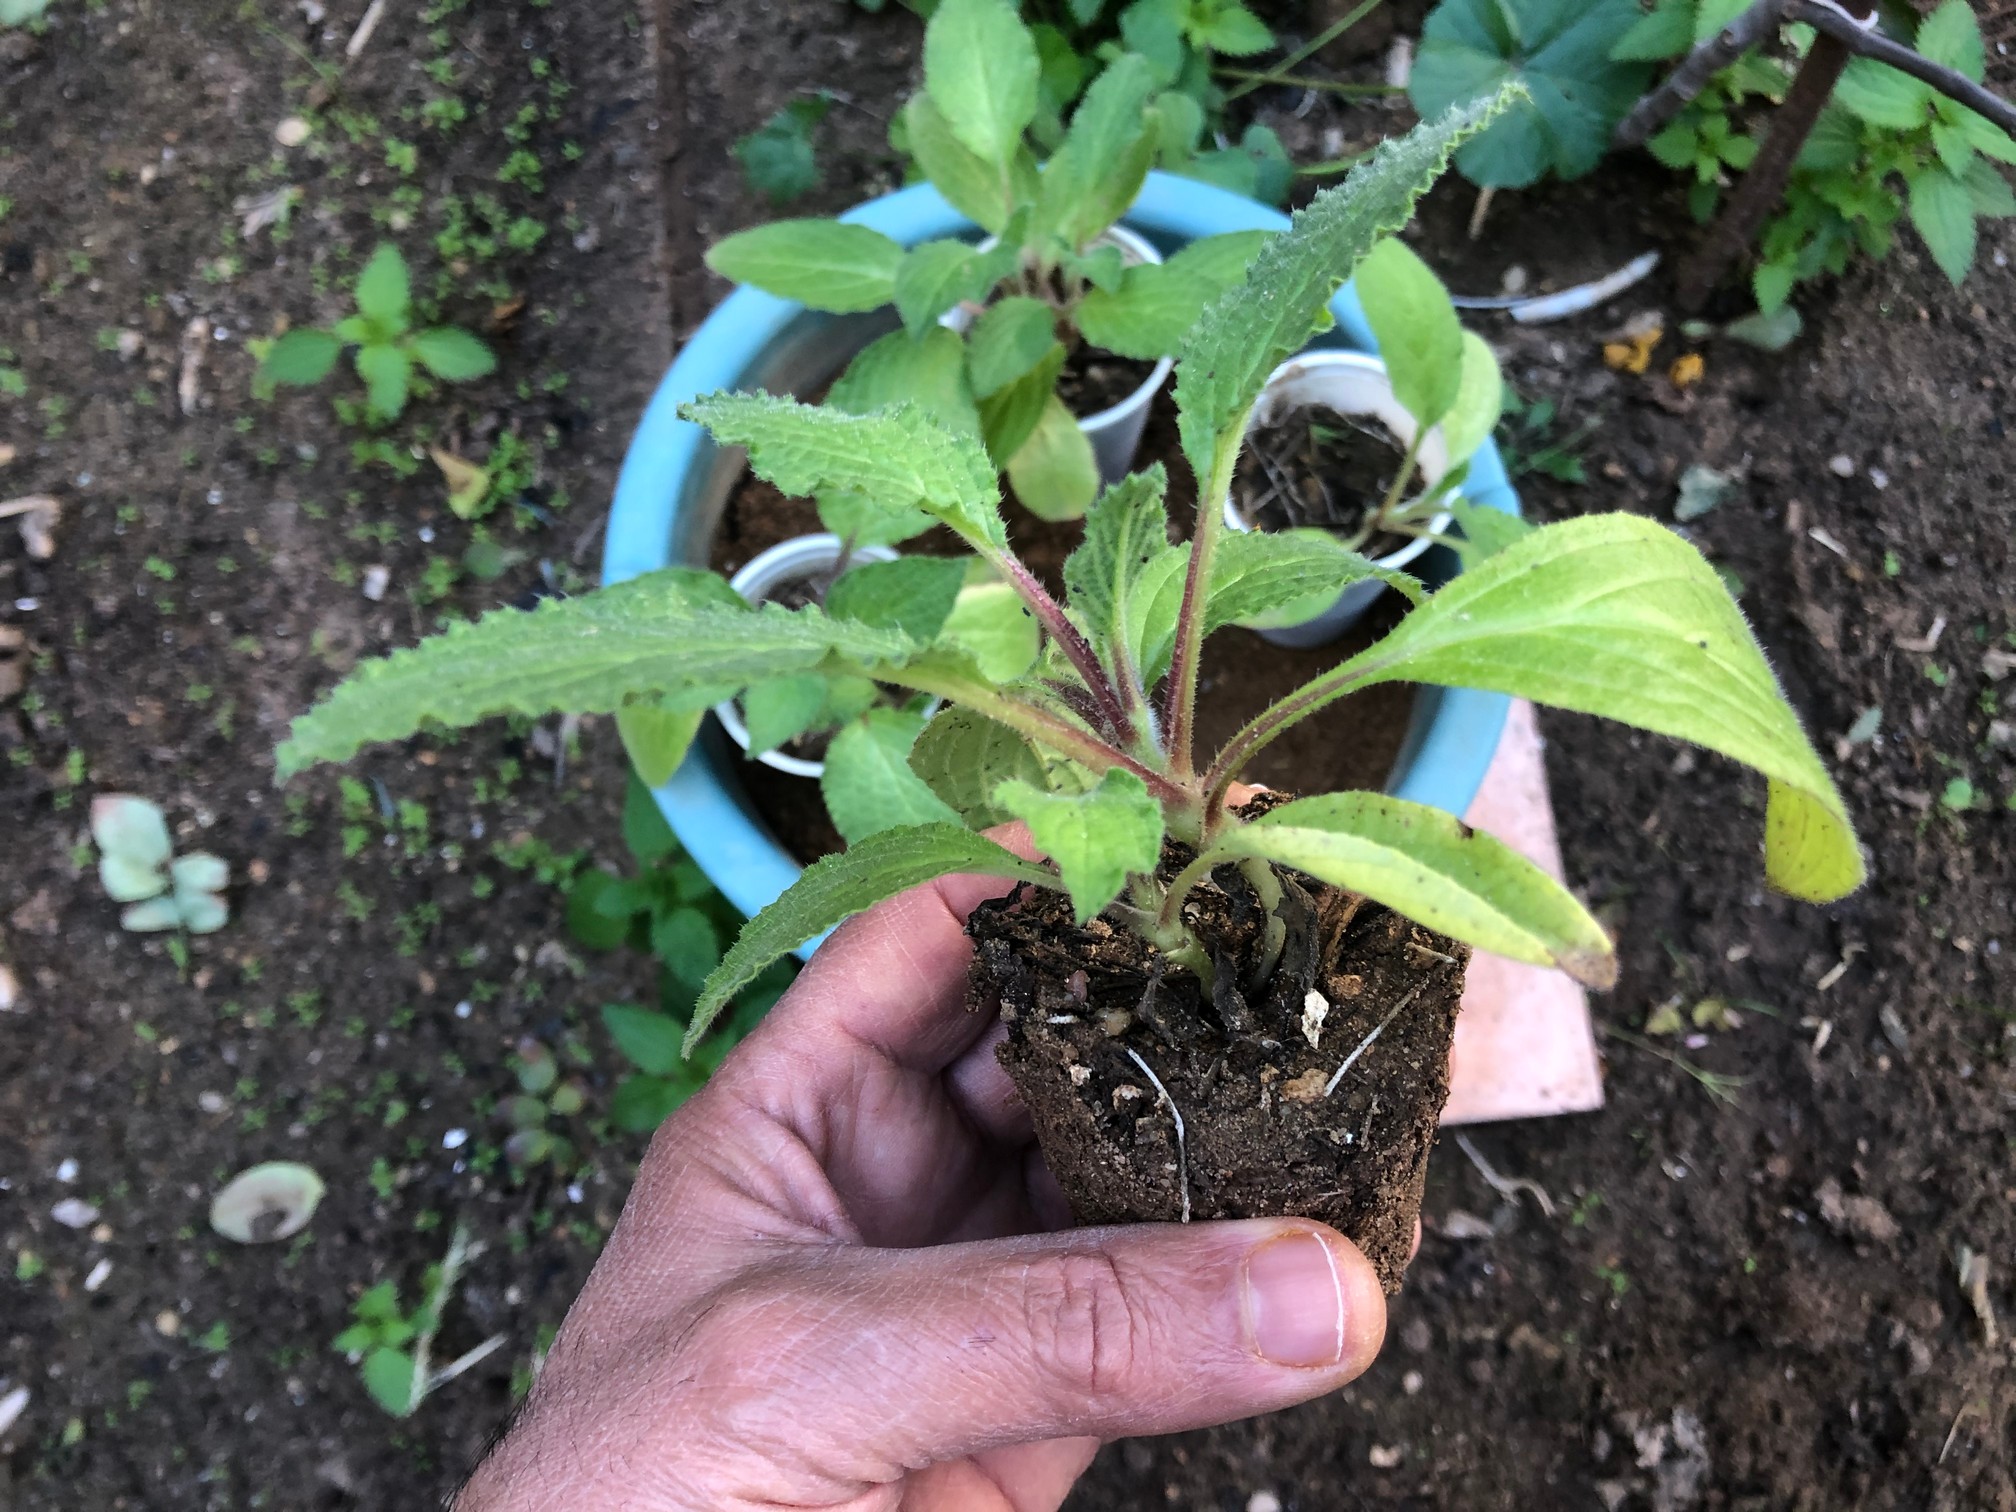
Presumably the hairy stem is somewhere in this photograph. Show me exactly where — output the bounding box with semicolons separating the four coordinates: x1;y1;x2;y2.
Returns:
1162;433;1243;778
1372;428;1426;534
1236;856;1288;990
1202;653;1385;809
996;555;1141;749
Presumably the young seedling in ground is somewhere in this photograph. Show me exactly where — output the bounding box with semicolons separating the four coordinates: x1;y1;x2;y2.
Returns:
331;1226;502;1416
498;1039;587;1173
276;89;1864;1291
255;243;496;423
707;0;1273;523
91;794;230;934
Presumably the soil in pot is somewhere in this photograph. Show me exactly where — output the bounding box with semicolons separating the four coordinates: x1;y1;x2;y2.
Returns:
1057;341;1161;418
1233;405;1414;560
711;401;1420;866
971;805;1467;1293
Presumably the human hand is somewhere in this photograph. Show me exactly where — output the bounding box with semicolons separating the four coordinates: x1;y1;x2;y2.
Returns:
458;863;1390;1511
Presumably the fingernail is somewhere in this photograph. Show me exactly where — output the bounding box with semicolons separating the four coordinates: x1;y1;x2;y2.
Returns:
1243;1230;1346;1368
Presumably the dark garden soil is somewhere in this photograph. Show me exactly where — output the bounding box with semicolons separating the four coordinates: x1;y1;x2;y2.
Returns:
1235;405;1413;558
1058;342;1162;419
3;3;2013;1509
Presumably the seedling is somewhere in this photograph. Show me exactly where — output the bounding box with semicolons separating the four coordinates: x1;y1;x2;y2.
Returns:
707;0;1272;521
498;1039;587;1171
256;243;496;423
332;1226;500;1417
278;92;1863;1288
735;94;833;205
91;794;230;934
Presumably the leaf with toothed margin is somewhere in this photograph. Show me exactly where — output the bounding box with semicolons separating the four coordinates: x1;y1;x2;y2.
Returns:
686;824;1056;1052
1217;792;1617;987
992;767;1163;924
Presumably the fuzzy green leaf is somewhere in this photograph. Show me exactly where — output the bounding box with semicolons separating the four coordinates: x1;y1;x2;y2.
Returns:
825;555;969;642
1410;0;1648;189
892;240;1007;336
361;1348;419;1417
705;220;905;313
902;95;1031;234
1174;89;1519;484
355;344;410;419
943;581;1043;681
277;569;911;776
1006;395;1099;521
910;707;1053;827
102;856;168;904
821;329;982;545
681;391;1007;554
1205;528;1424;635
688;824;1054;1050
1220;793;1616;986
92;794;173;871
1064;465;1176;672
1440;330;1505;466
976;343;1066;463
1196;2;1273;56
968;297;1062;398
1610;0;1691;61
823;708;964;843
618;701;705;787
1834;57;1931;130
994;767;1162;923
1034;54;1159;247
924;0;1040;167
1356;238;1464;430
1916;0;1984;79
741;674;831;756
1964;156;2016;217
734;95;832;205
602;1003;687;1076
408;327;496;382
1445;497;1532;567
353;244;411;328
260;329;342;388
1076;262;1208;361
1333;514;1864;901
1907;165;1976;283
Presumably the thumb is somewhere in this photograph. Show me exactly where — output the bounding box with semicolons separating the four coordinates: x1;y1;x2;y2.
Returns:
708;1219;1385;1479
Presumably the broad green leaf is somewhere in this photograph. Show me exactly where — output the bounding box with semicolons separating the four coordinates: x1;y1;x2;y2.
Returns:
1691;0;1747;43
817;490;936;550
355;344;411;419
621;773;681;862
1205;528;1424;635
567;870;637;950
277;569;911;776
705;220;905;313
177;892;229;935
652;907;722;987
902;95;1030;233
1006;395;1099;521
1907;166;1976;283
1175;89;1519;483
1062;242;1128;292
967;297;1061;398
92;795;173;870
1032;22;1092;132
825;554;968;641
1410;0;1648;189
1956;108;2016;166
1834;57;1931;131
1196;1;1273;56
1186;124;1294;208
361;1348;418;1417
1328;514;1864;900
1609;0;1690;61
1930;119;1974;179
994;767;1162;923
101;855;167;903
602;1003;686;1076
1152;89;1205;162
1916;0;1984;79
821;327;982;535
618;701;704;786
924;0;1040;167
741;673;830;755
976;343;1065;463
1964;156;2016;217
260;329;342;387
121;897;185;932
353;244;411;328
1034;54;1159;247
1355;237;1464;429
408;328;496;382
1218;793;1616;986
688;823;1054;1049
892;240;1004;336
1064;465;1176;671
823;708;963;843
611;1072;699;1131
681;392;1007;554
1163;229;1270;289
943;580;1042;680
170;852;228;894
1119;0;1188;85
1076;260;1214;361
910;707;1052;827
1439;330;1504;465
1445;497;1532;566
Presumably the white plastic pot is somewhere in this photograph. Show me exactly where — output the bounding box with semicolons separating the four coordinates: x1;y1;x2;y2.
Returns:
945;224;1173;486
1222;349;1454;649
713;534;898;778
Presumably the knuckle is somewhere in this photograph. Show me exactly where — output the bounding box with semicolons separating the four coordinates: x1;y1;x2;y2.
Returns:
1020;1248;1144;1401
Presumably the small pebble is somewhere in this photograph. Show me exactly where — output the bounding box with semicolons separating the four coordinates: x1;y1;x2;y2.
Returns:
274;116;311;147
454;1000;472;1019
1247;1494;1283;1512
0;961;20;1012
1402;1369;1424;1395
155;1310;181;1338
1868;467;1888;489
1501;265;1528;295
1828;454;1856;478
55;1159;78;1183
197;1091;228;1115
116;330;143;360
50;1199;98;1230
361;564;390;602
0;1385;28;1437
83;1259;112;1293
442;1128;468;1151
1369;1445;1403;1469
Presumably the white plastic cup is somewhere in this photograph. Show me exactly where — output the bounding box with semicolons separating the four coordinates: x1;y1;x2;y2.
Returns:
943;224;1173;486
712;534;898;777
1221;350;1453;649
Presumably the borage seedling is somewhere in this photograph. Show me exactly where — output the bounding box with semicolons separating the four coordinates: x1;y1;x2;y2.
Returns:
92;794;230;934
706;0;1270;522
256;243;496;423
278;90;1864;1288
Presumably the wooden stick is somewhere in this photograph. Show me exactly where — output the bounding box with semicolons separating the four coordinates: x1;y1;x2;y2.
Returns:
1791;0;2016;136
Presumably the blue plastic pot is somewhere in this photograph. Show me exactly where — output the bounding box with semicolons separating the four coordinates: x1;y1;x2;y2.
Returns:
606;172;1518;945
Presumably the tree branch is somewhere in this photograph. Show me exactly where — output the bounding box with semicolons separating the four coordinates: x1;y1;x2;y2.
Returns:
1613;0;1791;150
1790;0;2016;137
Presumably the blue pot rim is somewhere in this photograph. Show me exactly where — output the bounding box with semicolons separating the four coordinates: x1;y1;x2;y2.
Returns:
606;171;1517;943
